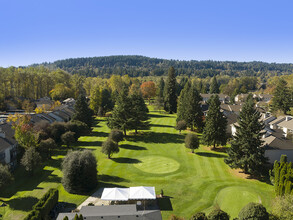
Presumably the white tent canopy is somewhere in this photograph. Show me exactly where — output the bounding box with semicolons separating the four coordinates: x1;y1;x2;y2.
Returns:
101;186;156;201
101;188;129;201
129;186;156;200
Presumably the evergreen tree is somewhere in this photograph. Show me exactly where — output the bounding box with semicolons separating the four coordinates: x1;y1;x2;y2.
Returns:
154;77;165;112
187;83;204;131
100;88;114;116
209;76;220;94
271;78;291;114
72;94;94;128
177;82;191;124
164;67;177;113
107;88;133;136
225;97;268;176
129;92;150;134
177;82;204;131
202;95;227;148
62;150;97;193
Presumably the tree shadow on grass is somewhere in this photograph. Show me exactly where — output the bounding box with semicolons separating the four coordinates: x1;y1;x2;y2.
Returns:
99;174;129;183
127;132;184;144
119;144;146;151
157;197;173;211
111;157;142;164
148;114;171;118
44;174;62;183
150;124;174;128
89;131;109;137
6;196;39;211
76;141;102;147
0;167;51;198
196;152;227;158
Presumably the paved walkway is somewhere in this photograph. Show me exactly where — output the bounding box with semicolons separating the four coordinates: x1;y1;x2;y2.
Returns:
77;188;110;210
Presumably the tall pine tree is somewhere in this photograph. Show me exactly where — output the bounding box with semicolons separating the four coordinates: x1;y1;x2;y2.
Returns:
129;92;150;134
164;67;177;113
210;76;220;94
107;87;133;136
271;78;291;114
177;82;203;131
202;95;227;148
225;97;268;176
72;94;94;128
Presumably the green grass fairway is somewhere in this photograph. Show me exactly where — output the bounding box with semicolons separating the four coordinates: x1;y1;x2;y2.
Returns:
0;110;274;219
214;186;261;217
134;156;180;174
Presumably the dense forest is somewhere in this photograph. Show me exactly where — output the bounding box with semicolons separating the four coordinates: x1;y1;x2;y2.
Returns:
32;55;293;79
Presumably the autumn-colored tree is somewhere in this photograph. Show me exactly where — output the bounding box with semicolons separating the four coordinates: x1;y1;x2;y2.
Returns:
140;81;156;104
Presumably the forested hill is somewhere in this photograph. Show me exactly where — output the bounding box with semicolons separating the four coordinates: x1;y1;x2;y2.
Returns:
33;55;293;78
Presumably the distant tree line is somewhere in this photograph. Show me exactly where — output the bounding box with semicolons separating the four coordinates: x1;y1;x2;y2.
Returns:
33;55;293;78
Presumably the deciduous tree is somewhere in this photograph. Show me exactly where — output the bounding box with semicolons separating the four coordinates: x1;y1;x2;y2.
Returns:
140;81;156;104
21;147;42;176
0;164;13;189
185;133;199;153
101;138;119;159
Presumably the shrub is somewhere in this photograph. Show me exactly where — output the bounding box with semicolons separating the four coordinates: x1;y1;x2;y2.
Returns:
62;150;98;193
61;131;76;147
208;208;229;220
185;133;199;153
238;202;269;220
175;120;187;134
190;212;208;220
23;210;41;220
109;129;124;144
33;188;59;219
24;188;58;220
66;120;91;140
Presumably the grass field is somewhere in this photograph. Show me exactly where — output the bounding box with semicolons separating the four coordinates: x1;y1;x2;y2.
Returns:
0;110;274;219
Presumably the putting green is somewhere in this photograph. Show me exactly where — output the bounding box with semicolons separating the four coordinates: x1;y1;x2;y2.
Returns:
134;156;180;174
215;186;261;217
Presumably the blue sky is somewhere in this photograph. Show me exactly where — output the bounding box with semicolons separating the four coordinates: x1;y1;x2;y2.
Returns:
0;0;293;67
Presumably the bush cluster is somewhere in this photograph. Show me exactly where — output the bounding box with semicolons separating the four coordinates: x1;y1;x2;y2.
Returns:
270;155;293;196
24;188;59;220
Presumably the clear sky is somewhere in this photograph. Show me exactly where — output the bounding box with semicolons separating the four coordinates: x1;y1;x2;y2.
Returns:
1;0;293;67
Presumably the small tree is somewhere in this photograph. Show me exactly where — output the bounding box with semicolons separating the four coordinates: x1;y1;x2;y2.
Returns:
175;120;187;134
49;122;67;145
208;208;229;220
0;164;13;189
238;203;269;220
39;138;57;159
61;131;76;147
109;129;124;144
190;212;208;220
185;133;199;153
62;150;97;193
101;138;120;159
66;120;91;141
21;147;42;176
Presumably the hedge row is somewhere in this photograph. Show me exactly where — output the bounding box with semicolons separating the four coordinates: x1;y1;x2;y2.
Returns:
24;188;59;220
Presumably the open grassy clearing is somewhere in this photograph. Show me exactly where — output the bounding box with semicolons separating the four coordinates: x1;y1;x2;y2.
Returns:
0;110;274;219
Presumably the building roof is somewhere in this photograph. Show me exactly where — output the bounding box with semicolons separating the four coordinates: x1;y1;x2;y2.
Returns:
269;116;286;125
263;129;293;150
0;123;16;145
57;204;162;220
0;137;13;152
278;118;293;130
